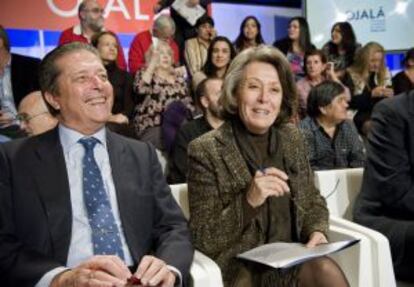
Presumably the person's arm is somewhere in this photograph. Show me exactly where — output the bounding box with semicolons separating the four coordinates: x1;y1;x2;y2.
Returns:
0;145;64;287
168;127;190;184
363;99;414;215
184;40;198;77
298;122;319;170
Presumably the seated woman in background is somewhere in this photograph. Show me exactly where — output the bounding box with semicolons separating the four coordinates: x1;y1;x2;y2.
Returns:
346;42;393;136
92;31;135;137
234;16;265;53
133;41;194;150
192;36;236;89
392;47;414;95
273;16;315;81
296;49;350;118
184;15;216;77
187;45;349;287
299;81;365;170
322;22;360;79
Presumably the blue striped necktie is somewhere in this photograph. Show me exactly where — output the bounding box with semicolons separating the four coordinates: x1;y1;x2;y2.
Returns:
79;137;125;260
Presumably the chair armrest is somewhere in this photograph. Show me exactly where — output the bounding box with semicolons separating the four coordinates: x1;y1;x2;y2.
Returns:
330;216;396;287
190;250;223;287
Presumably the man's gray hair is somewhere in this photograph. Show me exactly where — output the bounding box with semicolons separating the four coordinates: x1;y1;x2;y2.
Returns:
153;15;176;34
39;42;100;115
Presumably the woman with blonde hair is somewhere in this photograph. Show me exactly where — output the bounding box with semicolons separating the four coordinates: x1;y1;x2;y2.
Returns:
346;41;393;136
187;45;349;287
133;40;194;150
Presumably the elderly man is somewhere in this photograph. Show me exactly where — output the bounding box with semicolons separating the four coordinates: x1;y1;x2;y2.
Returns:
168;77;223;183
58;0;127;70
17;91;58;136
0;42;193;287
128;15;180;75
0;25;40;138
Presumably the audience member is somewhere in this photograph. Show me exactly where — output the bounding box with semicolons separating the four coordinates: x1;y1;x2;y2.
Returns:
192;36;236;89
299;81;365;170
187;45;349;287
353;89;414;282
184;15;216;77
92;31;135;137
392;47;414;95
0;42;193;287
346;42;393;136
133;41;194;150
58;0;127;70
154;0;212;52
322;22;361;79
168;77;223;183
233;16;265;53
17;91;57;136
273;17;315;81
296;49;350;118
0;25;40;138
128;15;179;75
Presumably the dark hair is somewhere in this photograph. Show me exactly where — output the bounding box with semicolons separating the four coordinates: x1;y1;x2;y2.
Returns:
203;36;236;77
403;47;414;68
91;30;118;48
307;80;345;118
234;16;265;52
195;14;214;28
327;22;358;64
39;42;100;116
303;49;327;75
288;17;313;53
0;25;10;52
194;77;222;112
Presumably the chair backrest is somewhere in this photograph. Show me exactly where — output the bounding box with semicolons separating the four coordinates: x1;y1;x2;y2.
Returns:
314;168;363;219
170;183;190;219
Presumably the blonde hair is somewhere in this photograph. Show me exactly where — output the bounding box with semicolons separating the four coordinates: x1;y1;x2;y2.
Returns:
220;45;298;125
144;40;174;67
348;42;388;90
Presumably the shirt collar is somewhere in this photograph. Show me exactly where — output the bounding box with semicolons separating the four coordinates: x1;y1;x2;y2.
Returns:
58;123;107;152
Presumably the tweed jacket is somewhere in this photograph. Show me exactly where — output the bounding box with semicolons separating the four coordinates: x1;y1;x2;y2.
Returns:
187;121;329;286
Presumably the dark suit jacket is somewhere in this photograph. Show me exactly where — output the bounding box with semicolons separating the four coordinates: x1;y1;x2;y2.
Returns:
10;53;41;107
353;90;414;266
0;128;193;286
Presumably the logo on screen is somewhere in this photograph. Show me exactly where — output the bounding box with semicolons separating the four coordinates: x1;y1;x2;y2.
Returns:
346;6;386;32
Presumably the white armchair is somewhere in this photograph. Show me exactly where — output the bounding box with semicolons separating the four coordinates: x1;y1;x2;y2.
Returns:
315;168;397;287
169;184;224;287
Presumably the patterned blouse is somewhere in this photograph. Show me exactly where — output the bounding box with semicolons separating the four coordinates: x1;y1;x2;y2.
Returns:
299;117;366;170
132;70;194;134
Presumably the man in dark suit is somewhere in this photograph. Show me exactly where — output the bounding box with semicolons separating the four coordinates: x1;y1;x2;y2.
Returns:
0;42;193;287
353;89;414;282
0;25;40;138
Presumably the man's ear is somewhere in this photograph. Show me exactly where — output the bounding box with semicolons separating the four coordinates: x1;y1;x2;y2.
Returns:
44;92;60;111
200;96;209;110
319;106;327;116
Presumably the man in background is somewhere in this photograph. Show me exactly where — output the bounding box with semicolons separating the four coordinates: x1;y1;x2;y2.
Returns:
58;0;127;70
168;77;223;183
0;25;40;138
17;91;58;136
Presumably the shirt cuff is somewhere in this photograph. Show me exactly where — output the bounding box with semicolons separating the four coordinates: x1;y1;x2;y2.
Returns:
35;267;69;287
167;265;183;287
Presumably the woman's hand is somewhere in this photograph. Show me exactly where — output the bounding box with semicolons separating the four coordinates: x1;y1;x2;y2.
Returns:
306;231;328;248
246;167;290;208
371;86;394;98
108;113;129;125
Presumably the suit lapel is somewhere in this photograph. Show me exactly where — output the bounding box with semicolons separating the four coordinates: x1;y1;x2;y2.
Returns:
216;123;251;190
106;131;144;262
33;128;72;264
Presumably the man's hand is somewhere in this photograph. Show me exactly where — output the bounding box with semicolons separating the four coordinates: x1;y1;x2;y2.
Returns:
51;255;131;287
134;255;176;287
306;231;328;248
246;167;290;208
